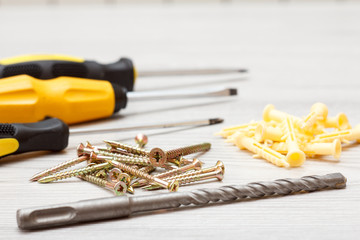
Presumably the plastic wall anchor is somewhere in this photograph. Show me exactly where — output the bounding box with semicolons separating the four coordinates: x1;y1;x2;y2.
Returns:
301;103;328;129
271;139;341;160
215;121;260;138
312;124;360;143
262;104;297;122
324;113;352;130
281;117;306;167
255;123;283;142
225;129;255;144
262;104;304;130
303;139;342;159
235;134;289;168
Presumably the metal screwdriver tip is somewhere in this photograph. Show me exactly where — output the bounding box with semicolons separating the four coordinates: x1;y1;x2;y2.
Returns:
229;88;237;96
209;118;224;125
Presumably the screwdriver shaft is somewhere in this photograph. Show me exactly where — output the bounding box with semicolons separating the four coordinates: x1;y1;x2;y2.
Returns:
127;87;237;101
70;118;223;135
137;68;247;77
17;173;346;230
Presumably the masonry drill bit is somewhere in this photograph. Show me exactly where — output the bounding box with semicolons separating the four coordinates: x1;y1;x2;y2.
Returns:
17;173;346;230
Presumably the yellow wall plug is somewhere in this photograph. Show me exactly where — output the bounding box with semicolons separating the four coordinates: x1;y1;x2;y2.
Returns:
262;104;320;135
303;139;341;159
262;104;299;122
254;123;283;142
235;133;289;168
324;113;352;130
271;139;341;160
225;128;256;144
301;103;328;129
281;117;306;167
312;124;360;143
215;121;260;138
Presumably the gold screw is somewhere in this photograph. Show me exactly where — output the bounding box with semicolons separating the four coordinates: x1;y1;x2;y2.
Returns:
105;156;179;192
135;133;148;148
79;174;127;195
38;162;111;183
104;140;149;156
131;159;202;188
85;142;134;156
149;142;211;167
30;155;88;182
107;168;131;185
90;152;151;166
143;164;224;190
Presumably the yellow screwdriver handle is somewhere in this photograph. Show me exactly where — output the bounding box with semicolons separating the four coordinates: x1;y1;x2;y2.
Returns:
0;75;126;124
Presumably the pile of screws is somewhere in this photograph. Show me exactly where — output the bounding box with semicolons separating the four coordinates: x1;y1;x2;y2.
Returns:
31;134;225;195
217;103;358;168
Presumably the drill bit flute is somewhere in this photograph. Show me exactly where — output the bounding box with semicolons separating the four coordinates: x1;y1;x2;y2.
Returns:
17;173;346;230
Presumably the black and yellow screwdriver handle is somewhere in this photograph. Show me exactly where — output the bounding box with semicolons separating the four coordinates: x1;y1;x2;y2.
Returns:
0;54;136;91
0;118;69;158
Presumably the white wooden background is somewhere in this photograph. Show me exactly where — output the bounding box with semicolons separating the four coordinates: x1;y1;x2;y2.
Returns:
0;2;360;239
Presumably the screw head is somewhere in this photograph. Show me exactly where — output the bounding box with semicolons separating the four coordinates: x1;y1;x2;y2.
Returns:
149;148;167;167
135;133;148;148
169;180;179;192
95;169;108;179
214;167;224;181
85;141;94;149
108;168;122;182
118;173;131;185
76;143;86;156
192;158;203;170
215;161;225;174
113;181;127;195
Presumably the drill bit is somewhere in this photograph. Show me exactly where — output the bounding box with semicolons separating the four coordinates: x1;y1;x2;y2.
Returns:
17;173;346;230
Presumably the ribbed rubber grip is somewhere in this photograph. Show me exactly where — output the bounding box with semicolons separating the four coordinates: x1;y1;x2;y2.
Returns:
0;118;69;157
0;57;135;91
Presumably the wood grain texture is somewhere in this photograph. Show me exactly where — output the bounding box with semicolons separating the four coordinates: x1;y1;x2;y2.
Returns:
0;2;360;239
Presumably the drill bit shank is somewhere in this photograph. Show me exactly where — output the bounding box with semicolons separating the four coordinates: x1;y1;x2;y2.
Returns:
17;173;346;230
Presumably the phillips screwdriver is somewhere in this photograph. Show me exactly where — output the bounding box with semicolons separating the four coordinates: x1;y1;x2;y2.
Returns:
0;117;223;158
0;54;247;91
0;74;236;124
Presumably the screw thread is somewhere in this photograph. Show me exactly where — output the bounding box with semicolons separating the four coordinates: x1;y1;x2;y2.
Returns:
138;165;156;173
154;160;199;179
109;160;155;181
38;162;111;183
79;174;109;188
108;160;173;189
100;152;151;166
104;140;149;156
166;142;211;159
144;168;223;190
30;156;88;181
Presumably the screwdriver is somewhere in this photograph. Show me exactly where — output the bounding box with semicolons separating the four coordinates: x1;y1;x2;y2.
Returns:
0;117;223;158
0;74;236;124
0;54;247;91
